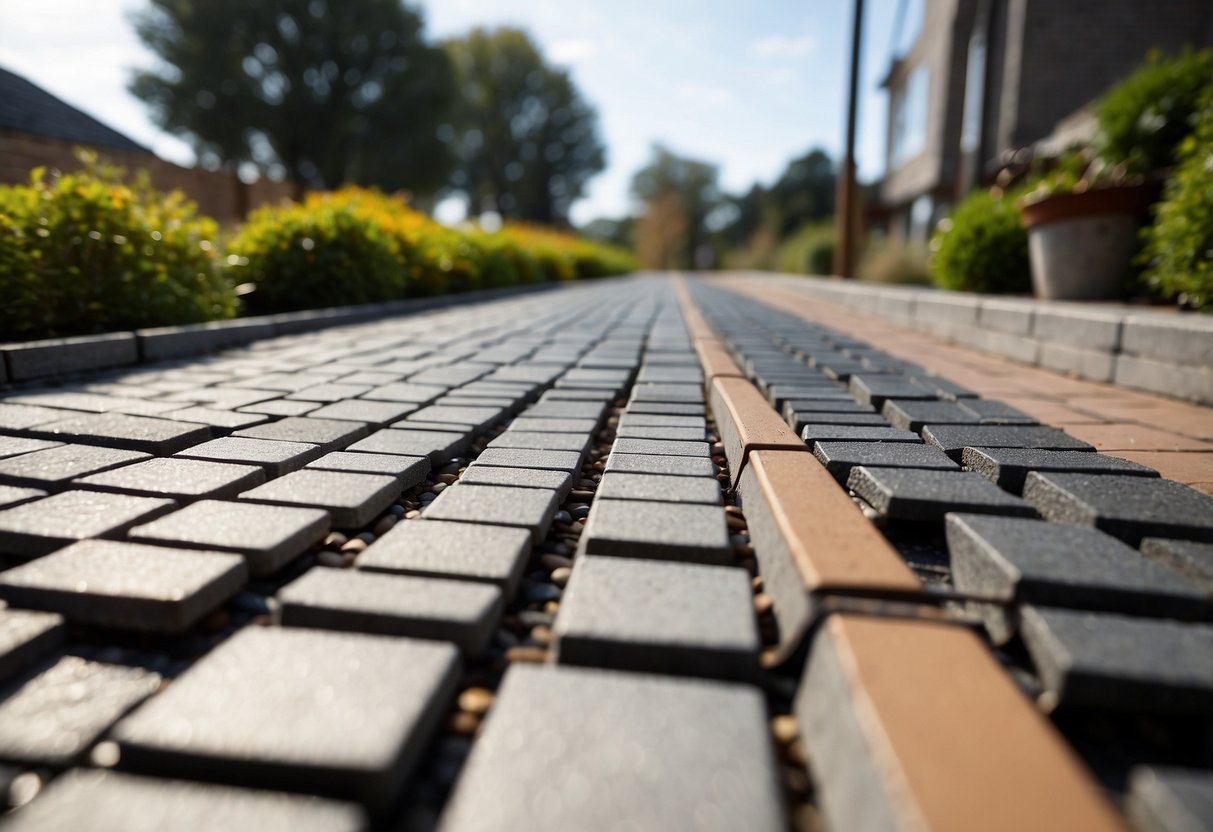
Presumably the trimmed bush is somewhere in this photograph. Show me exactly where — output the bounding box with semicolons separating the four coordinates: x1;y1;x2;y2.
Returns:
1096;48;1213;174
930;189;1030;293
1139;87;1213;310
0;156;236;339
775;223;835;275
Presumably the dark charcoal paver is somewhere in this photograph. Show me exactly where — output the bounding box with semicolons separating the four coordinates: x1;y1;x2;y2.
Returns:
24;413;211;454
75;457;265;501
812;441;957;484
1127;767;1213;832
957;399;1038;424
0;491;176;560
554;556;758;681
305;451;429;487
471;448;583;475
946;514;1207;643
1023;473;1213;544
922;424;1094;461
801;425;922;446
1140;538;1213;596
847;467;1036;521
279;568;503;658
603;451;716;478
112;627;460;805
129;500;329;576
457;466;573;499
0;539;247;633
611;437;710;458
0;437;62;460
849;376;939;408
346;429;468;464
0;486;45;509
1019;605;1213;712
305;400;416;427
882;400;984;432
963;447;1159;493
234;417;369;454
0;609;64;682
596;472;721;505
238;470;398;528
578;500;730;565
795;413;891;429
783;400;875;423
162;407;270;431
0;444;150;488
358;520;532;595
437;663;783;832
0;656;160;765
423;484;557;543
174;436;323;477
0;769;365;832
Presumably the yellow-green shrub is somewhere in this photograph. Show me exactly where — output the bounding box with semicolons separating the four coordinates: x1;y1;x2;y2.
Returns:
0;156;235;339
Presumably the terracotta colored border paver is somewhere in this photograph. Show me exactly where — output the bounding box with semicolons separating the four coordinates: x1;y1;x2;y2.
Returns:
709;376;808;483
797;613;1127;832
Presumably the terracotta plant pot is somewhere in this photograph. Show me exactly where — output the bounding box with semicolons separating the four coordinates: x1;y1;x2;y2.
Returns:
1019;183;1160;301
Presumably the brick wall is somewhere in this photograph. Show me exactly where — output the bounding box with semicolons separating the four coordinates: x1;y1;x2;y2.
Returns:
0;129;298;224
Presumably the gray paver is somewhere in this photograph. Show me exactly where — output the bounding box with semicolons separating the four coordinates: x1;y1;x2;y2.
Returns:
457;465;573;499
622;401;706;416
1023;473;1213;544
0;609;64;683
616;414;707;430
604;451;716;478
1140;538;1213;595
801;425;922;445
611;437;710;457
579;500;731;565
305;400;416;427
554;556;758;681
0;656;160;765
922;424;1094;461
112;627;460;804
129;500;329;576
506;417;599;434
279;568;503;657
596;472;721;505
486;431;592;458
471;447;583;475
0;485;45;508
346;429;468;464
629;383;703;403
166;387;283;409
0;491;176;559
360;383;449;404
234;417;369;454
0;770;365;832
847;467;1036;521
1127;766;1213;832
0;403;75;431
306;451;429;487
24;412;211;454
285;383;373;402
436;663;783;832
162;407;270;431
174;436;323;477
812;440;958;483
239;469;399;527
76;457;265;500
236;399;322;417
1019;605;1213;712
963;446;1159;493
0;444;150;488
358;519;532;594
946;514;1207;642
423;484;557;543
0;539;248;633
0;437;62;460
614;425;706;441
6;391;183;415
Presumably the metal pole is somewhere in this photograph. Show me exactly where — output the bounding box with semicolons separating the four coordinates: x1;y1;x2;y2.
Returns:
834;0;864;277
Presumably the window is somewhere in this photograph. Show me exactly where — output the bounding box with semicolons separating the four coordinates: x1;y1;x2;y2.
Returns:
890;63;930;168
960;30;986;153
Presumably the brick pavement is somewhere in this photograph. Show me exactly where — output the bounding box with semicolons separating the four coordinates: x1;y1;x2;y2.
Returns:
0;274;1208;829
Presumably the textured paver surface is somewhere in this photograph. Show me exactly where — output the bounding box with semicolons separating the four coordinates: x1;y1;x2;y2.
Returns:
0;274;1208;829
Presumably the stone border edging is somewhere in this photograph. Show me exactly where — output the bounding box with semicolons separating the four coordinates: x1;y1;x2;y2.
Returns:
744;272;1213;405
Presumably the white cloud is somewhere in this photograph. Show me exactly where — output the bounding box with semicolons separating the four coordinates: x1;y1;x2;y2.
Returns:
753;34;817;59
675;81;735;107
549;37;597;64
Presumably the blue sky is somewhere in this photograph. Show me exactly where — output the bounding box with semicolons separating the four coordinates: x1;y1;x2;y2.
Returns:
0;0;918;225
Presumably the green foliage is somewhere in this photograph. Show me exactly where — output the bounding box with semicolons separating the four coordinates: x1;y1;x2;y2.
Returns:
130;0;455;192
1140;87;1213;309
858;238;933;286
775;223;835;275
445;27;605;223
1095;48;1213;174
0;155;236;339
931;189;1030;293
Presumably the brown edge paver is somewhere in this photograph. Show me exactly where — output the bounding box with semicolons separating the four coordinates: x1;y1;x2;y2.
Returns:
709;377;809;485
797;613;1127;832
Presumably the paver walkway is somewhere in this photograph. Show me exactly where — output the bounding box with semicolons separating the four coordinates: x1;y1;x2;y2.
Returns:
0;273;1209;830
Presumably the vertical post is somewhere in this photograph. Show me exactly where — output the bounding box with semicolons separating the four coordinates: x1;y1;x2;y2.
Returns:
834;0;865;278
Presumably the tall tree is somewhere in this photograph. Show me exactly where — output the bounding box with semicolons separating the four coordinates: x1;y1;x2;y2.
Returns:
767;147;836;236
445;27;605;225
631;144;721;269
129;0;454;192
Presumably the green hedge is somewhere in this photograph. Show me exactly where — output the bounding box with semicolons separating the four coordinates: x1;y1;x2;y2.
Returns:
930;189;1030;294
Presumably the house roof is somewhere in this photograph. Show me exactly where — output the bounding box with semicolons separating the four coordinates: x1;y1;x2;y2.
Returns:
0;65;149;154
